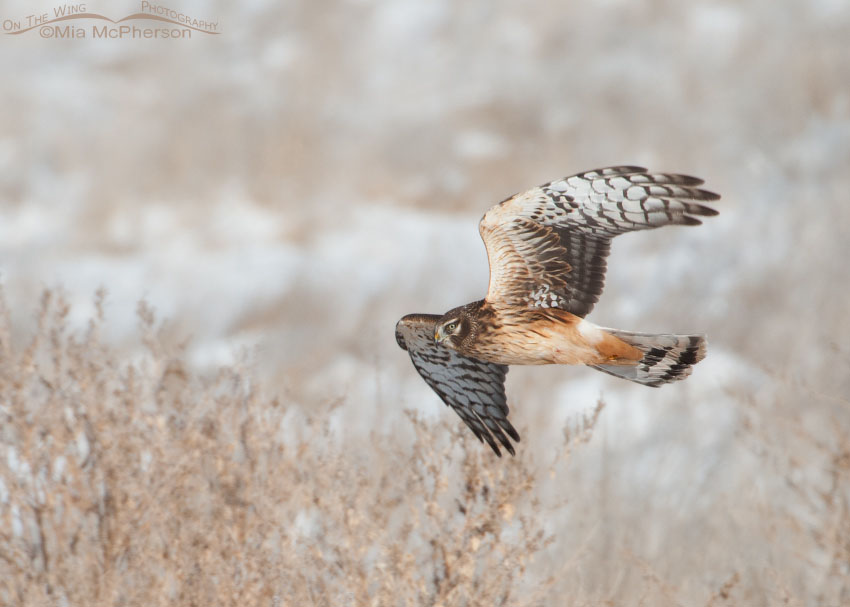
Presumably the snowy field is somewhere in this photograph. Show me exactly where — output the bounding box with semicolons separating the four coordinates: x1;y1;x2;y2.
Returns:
1;0;849;604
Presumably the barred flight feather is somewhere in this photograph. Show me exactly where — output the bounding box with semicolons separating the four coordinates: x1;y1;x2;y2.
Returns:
395;314;519;456
481;166;718;317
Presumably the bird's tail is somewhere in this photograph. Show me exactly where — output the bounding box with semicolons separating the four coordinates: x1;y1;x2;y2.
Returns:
591;329;706;387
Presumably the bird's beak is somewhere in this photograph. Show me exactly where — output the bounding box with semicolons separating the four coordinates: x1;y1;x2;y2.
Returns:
434;327;443;343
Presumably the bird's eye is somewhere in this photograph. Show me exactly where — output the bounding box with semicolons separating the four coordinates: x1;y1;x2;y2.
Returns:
446;322;457;332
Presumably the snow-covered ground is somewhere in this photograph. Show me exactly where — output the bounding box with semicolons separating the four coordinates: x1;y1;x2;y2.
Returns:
3;0;847;438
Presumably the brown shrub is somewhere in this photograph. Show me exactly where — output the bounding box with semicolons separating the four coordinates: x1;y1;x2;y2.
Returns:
0;290;572;606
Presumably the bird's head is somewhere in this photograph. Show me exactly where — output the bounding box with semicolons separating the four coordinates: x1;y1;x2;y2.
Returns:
434;302;479;349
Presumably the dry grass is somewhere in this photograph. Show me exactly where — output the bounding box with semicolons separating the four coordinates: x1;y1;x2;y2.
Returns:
0;290;573;606
1;290;848;606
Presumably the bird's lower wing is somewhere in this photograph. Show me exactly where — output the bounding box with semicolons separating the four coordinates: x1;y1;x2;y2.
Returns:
395;314;519;456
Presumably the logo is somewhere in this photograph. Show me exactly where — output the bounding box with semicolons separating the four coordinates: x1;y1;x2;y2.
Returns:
3;2;219;39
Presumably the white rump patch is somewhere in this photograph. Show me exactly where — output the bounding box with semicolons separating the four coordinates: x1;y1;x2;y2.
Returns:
577;319;604;345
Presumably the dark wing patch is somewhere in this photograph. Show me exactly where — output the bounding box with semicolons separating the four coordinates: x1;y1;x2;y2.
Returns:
395;314;519;456
481;166;719;317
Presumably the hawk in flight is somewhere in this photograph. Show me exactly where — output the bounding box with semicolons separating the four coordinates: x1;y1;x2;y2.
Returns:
395;166;719;456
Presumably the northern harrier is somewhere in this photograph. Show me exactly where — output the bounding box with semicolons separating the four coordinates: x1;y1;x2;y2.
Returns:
395;166;719;456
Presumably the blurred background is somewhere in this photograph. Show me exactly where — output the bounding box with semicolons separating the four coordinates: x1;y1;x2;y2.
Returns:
1;0;849;601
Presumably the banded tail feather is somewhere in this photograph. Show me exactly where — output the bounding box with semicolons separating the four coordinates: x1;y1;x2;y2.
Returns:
591;329;706;387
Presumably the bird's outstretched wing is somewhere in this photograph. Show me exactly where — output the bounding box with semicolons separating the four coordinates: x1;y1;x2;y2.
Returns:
479;166;719;317
395;314;519;456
